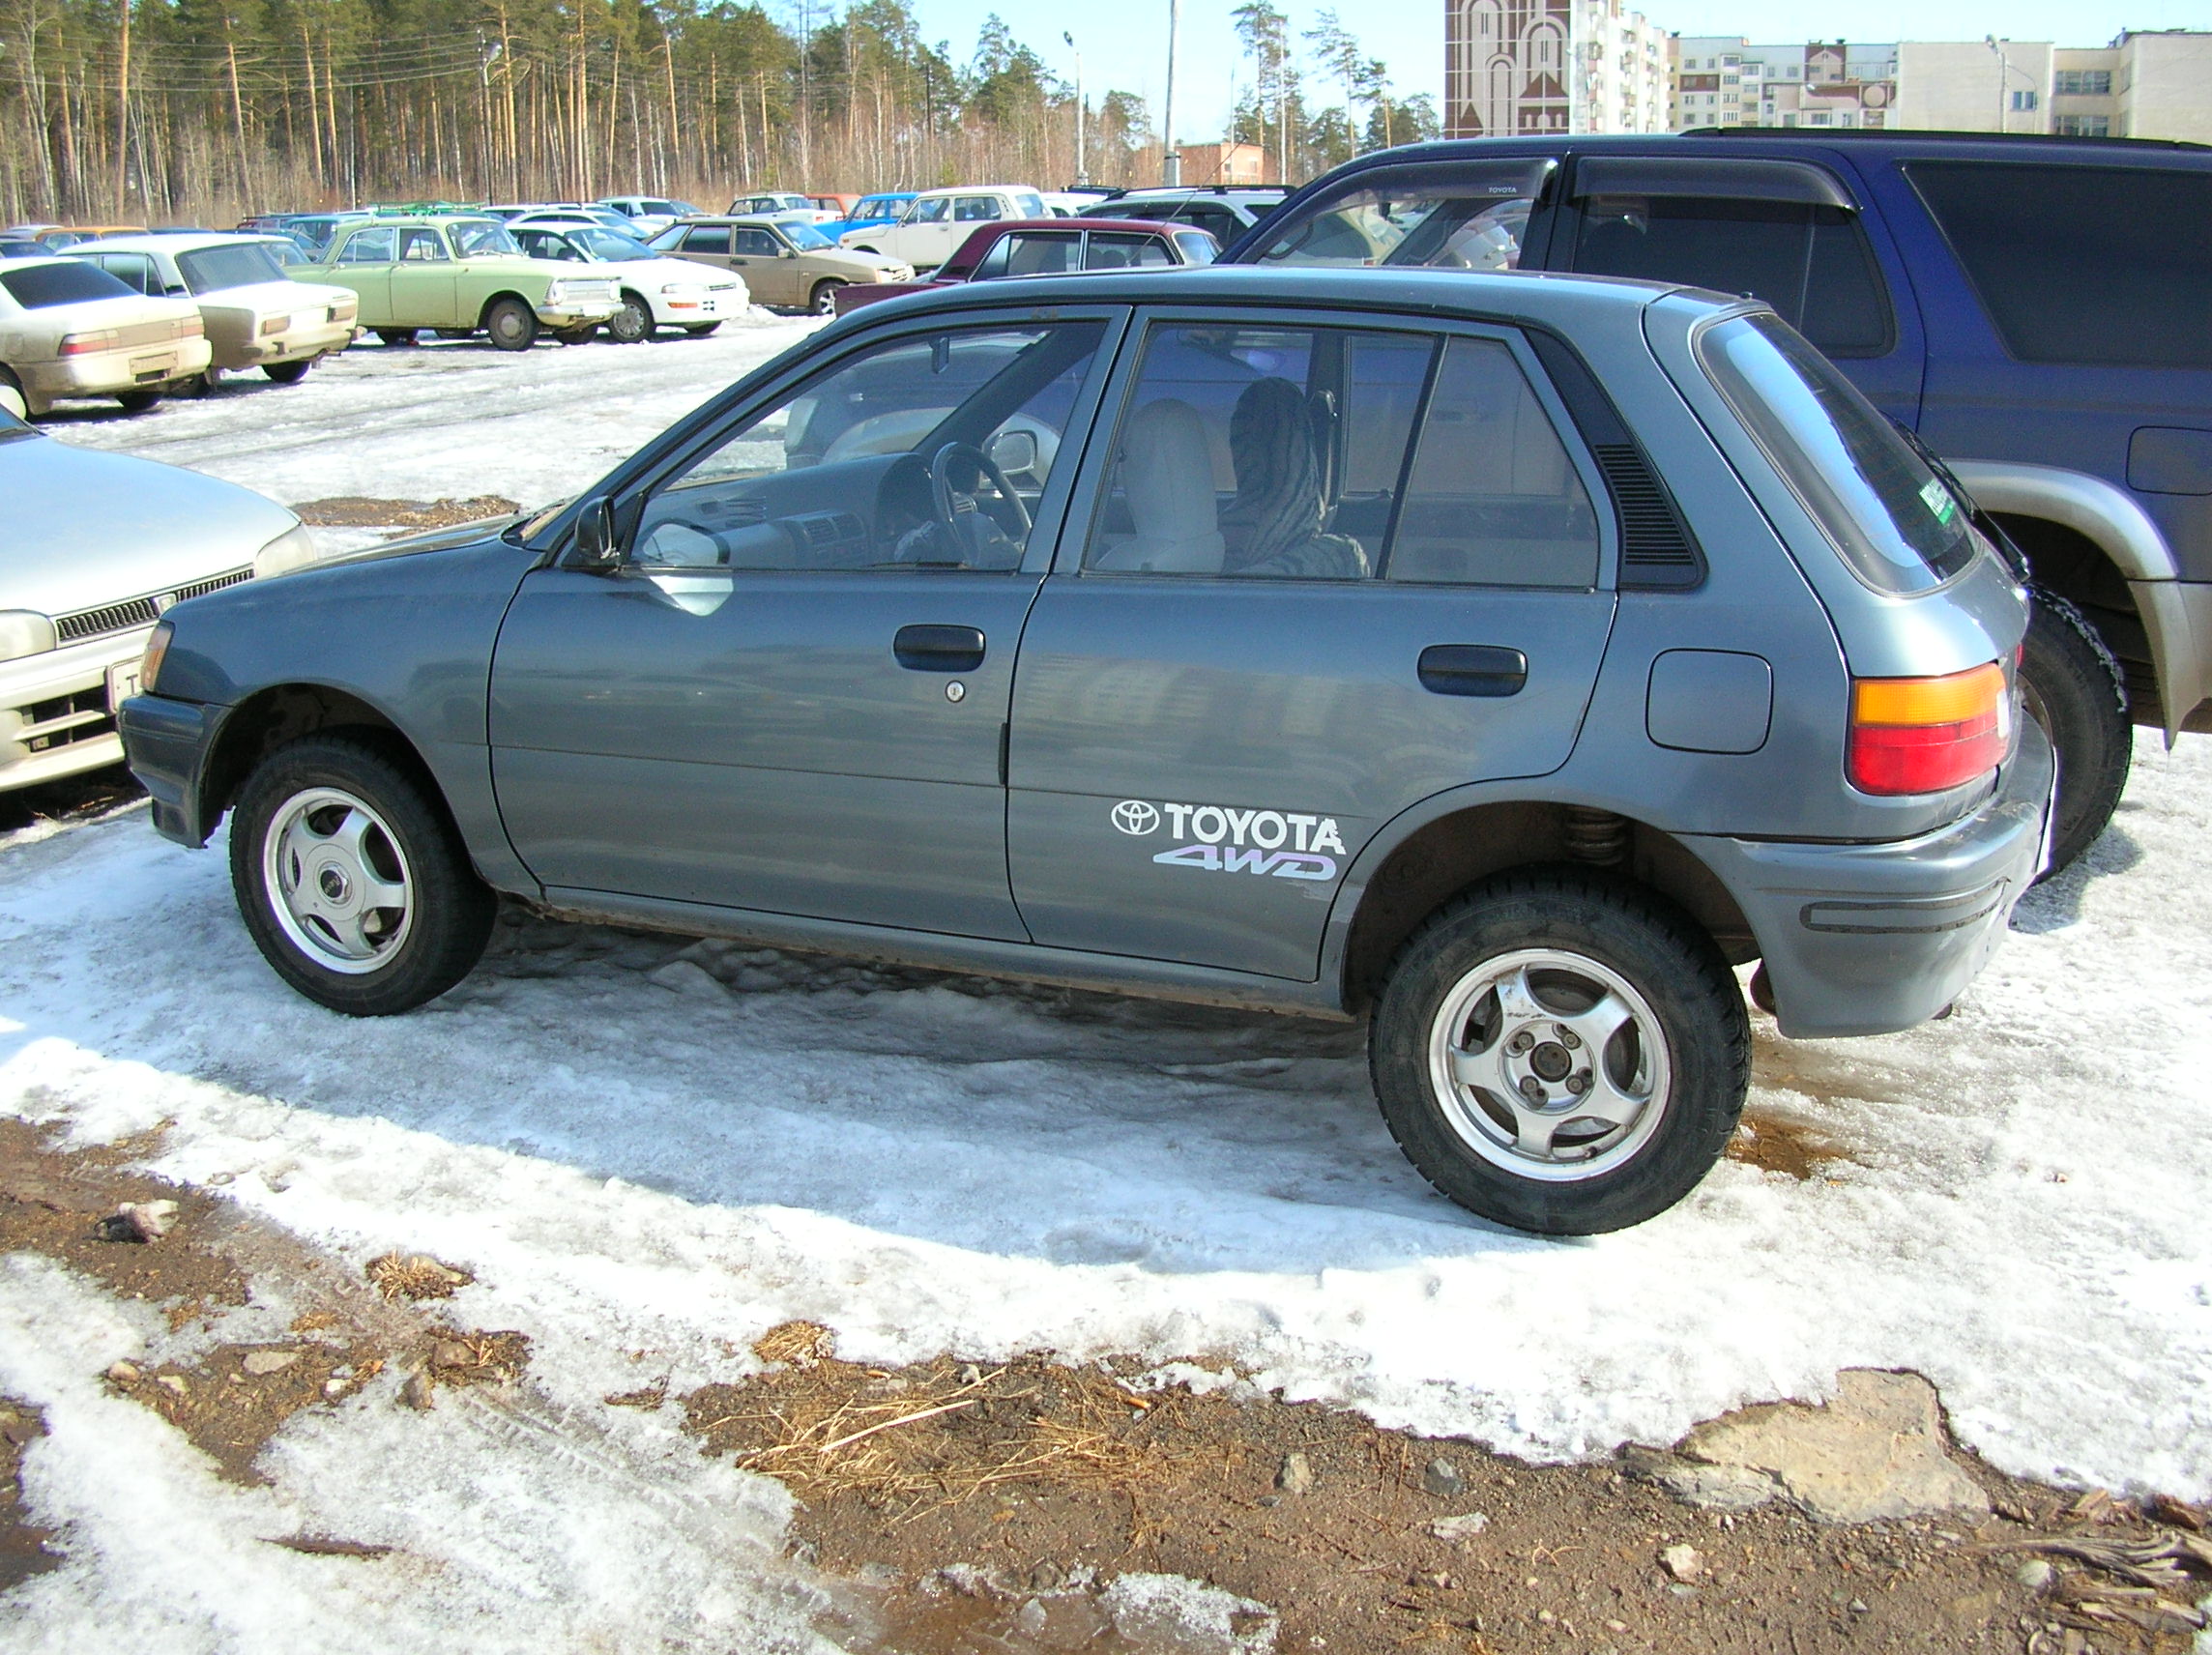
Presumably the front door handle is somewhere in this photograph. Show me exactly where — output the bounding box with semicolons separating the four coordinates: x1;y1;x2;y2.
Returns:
894;624;985;672
1418;644;1528;698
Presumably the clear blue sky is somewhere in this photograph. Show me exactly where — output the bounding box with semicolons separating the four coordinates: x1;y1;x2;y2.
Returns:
906;0;2206;144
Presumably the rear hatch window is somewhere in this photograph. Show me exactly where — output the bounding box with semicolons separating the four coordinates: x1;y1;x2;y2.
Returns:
1698;311;1979;594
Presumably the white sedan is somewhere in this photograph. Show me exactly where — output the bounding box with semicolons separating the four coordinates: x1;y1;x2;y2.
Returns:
64;233;358;388
0;256;211;418
509;225;748;342
1;405;323;792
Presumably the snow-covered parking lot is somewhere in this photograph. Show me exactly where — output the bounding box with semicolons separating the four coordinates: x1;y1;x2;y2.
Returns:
3;327;2209;1646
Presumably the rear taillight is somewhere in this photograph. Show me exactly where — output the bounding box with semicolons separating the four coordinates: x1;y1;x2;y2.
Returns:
1848;661;2009;796
57;329;118;357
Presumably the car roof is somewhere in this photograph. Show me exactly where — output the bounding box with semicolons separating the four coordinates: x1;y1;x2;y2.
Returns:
912;184;1041;198
970;218;1179;235
830;263;1719;330
72;231;275;255
1303;131;2212;176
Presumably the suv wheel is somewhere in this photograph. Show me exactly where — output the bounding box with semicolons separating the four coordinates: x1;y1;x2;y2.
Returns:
230;736;496;1015
2020;587;2130;877
1371;872;1749;1235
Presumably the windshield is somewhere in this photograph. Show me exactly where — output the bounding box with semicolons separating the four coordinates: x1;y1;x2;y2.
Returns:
569;227;656;261
1249;161;1548;269
780;222;834;251
646;224;685;251
450;220;521;257
177;242;286;293
1;261;134;307
1699;312;1980;593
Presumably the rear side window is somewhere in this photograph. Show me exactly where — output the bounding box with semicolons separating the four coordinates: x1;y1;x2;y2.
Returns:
1083;233;1171;271
684;224;733;255
1906;161;2212;367
94;251;159;294
1570;196;1892;357
0;261;134;307
1700;312;1979;594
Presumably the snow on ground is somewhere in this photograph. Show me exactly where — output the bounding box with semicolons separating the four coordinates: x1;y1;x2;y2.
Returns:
3;330;2210;1644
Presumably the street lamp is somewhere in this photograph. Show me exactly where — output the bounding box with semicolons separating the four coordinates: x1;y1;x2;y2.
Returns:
1064;31;1087;186
1162;0;1180;186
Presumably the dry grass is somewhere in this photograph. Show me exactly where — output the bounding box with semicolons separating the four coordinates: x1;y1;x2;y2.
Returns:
364;1253;472;1302
684;1340;1198;1515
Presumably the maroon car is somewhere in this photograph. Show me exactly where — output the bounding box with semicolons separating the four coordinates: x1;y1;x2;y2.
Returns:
833;217;1216;314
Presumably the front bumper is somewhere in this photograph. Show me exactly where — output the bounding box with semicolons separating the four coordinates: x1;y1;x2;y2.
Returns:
535;301;623;327
1;627;160;792
116;690;224;843
1683;721;2055;1038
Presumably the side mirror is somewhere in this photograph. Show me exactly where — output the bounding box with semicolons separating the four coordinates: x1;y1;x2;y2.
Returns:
571;496;621;571
778;247;796;258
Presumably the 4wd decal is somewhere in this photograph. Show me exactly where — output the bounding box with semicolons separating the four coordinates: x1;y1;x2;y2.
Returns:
1110;799;1346;882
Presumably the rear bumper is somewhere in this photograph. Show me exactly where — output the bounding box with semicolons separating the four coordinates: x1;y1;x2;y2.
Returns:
116;691;224;844
1683;721;2055;1038
20;338;215;403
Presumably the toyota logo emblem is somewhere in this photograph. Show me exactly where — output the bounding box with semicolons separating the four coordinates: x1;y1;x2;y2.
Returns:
1111;799;1160;836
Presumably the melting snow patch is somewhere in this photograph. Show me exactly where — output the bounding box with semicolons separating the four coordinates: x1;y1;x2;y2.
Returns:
1100;1572;1278;1654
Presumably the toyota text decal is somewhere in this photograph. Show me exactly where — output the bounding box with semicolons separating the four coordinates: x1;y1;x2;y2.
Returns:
1110;798;1345;881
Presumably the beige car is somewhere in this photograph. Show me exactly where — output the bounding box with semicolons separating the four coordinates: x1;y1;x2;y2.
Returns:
0;256;210;418
65;234;358;388
646;216;911;314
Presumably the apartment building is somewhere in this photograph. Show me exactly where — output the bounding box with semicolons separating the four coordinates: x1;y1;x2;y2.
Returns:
1670;37;1898;131
1894;31;2212;141
1443;0;1672;137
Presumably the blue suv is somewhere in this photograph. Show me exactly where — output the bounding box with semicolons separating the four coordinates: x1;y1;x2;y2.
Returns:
1227;132;2212;874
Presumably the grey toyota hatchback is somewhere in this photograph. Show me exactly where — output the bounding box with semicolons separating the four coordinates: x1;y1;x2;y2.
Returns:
120;268;2052;1234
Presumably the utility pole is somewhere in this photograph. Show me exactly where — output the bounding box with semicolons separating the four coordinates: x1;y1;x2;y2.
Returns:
1161;0;1179;185
1063;32;1086;185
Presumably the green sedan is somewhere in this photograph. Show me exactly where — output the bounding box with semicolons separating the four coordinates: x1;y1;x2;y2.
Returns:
308;217;621;350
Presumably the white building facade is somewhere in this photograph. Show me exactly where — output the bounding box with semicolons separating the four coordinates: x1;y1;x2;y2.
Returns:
1894;31;2212;142
1444;0;1672;138
1670;37;1898;131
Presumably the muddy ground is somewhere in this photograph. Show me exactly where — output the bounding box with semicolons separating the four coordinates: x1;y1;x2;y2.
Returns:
0;1121;2202;1655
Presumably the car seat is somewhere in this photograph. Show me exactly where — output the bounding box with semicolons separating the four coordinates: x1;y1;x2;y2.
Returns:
1090;398;1227;573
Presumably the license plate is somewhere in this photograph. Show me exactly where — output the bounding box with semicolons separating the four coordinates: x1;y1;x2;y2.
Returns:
131;352;175;377
106;658;143;710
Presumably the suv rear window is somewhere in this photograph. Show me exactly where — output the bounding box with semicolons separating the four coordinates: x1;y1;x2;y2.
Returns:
1;261;133;308
1699;312;1978;594
1906;161;2212;367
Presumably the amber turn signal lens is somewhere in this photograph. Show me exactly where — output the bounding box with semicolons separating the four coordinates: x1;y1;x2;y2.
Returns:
1848;661;2008;796
140;621;173;696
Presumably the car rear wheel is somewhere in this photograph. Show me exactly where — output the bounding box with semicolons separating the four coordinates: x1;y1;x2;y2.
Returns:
114;390;162;413
608;293;654;343
808;279;847;316
483;298;538;351
264;361;311;385
1370;871;1749;1235
230;735;496;1016
2019;587;2130;878
684;323;720;337
0;372;27;421
373;329;418;347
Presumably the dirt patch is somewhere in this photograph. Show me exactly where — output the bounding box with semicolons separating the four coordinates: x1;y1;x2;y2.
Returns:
0;764;145;837
684;1326;2208;1655
0;1122;528;1488
0;1399;59;1591
1726;1112;1854;1181
291;495;518;529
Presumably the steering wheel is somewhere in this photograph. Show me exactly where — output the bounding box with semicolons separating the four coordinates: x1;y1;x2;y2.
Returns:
928;441;1032;562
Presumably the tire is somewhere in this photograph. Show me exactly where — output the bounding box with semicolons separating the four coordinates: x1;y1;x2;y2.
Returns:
114;389;162;413
0;372;28;421
1369;870;1750;1235
608;292;654;343
483;298;538;352
373;328;418;347
2019;587;2130;878
808;279;846;316
264;360;311;385
431;329;476;340
683;323;720;337
229;735;496;1016
552;327;598;345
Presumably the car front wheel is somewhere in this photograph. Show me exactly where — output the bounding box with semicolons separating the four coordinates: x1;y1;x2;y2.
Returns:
2019;587;2130;878
609;293;654;342
483;299;538;351
230;735;496;1016
808;279;846;316
1370;871;1749;1235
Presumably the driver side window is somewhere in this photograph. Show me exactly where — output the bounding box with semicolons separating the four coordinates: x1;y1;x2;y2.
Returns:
630;322;1106;573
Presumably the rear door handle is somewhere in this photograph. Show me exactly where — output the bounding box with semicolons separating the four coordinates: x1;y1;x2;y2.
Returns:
894;624;985;672
1417;644;1528;698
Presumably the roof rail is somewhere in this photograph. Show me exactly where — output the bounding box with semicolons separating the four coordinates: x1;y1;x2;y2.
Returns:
1681;125;2211;151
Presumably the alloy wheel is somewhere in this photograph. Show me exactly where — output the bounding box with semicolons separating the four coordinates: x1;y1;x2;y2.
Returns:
261;787;416;974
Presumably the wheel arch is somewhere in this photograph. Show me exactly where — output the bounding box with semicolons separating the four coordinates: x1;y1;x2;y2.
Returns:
1950;459;2208;736
199;682;441;834
1326;795;1757;1015
474;290;535;329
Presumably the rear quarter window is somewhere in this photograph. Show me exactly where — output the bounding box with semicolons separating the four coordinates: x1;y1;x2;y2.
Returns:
1699;311;1980;594
1906;160;2212;367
